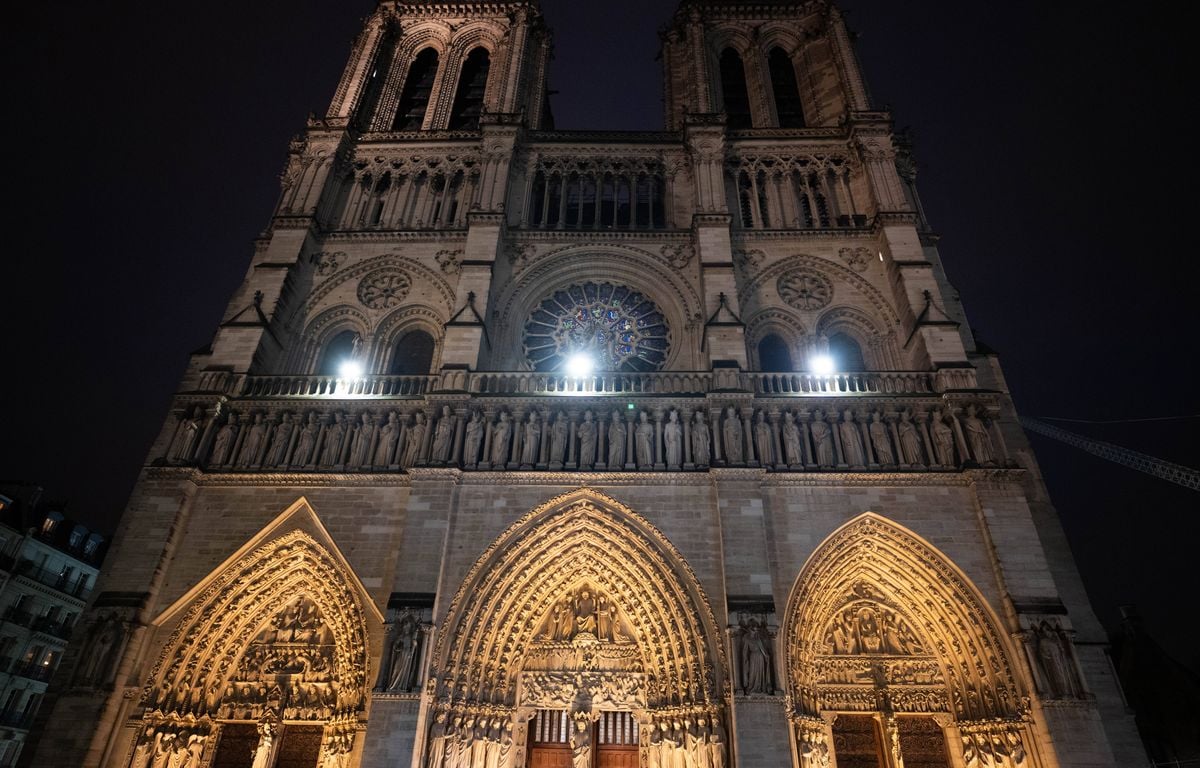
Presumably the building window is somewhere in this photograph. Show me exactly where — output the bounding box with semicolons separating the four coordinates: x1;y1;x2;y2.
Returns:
68;525;88;549
757;334;793;371
393;48;439;130
719;48;752;129
388;331;435;375
523;282;670;372
768;47;806;127
317;331;361;376
39;512;63;536
828;332;867;371
448;48;490;130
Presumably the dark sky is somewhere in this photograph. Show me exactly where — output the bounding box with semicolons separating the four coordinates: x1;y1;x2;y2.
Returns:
3;2;1196;667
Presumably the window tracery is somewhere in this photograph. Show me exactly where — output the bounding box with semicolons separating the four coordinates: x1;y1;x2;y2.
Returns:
523;282;670;372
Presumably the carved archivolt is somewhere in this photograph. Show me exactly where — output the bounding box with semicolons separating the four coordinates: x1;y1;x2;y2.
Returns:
141;529;370;722
431;488;728;716
784;514;1029;734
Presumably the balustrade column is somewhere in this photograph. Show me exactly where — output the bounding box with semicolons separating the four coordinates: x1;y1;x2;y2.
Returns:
519;162;537;227
801;177;819;228
836;168;857;221
450;408;467;467
630;173;639;230
887;415;904;466
779;171;799;228
540;407;552;466
918;412;936;467
989;414;1011;465
625;411;636;470
800;411;816;468
509;407;526;468
829;412;846;467
612;177;622;228
540;172;552;227
229;414;251;467
664;168;677;228
948;408;970;465
709;406;724;463
653;409;665;470
769;411;784;470
818;171;838;225
741;407;755;465
748;171;765;228
593;173;603;229
567;410;579;469
480;408;495;469
768;173;786;228
556;174;568;230
647;173;657;228
683;409;693;466
859;415;876;467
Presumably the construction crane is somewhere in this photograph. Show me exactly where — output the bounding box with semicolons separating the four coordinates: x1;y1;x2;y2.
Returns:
1019;416;1199;492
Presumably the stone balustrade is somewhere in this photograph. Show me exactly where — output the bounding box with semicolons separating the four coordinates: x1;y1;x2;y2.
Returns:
160;371;1010;475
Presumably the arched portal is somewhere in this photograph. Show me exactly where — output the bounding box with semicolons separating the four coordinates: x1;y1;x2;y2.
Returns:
133;527;372;768
783;514;1037;768
427;488;729;768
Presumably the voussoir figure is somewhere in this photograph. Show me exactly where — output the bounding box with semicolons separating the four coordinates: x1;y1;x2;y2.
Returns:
490;412;512;467
869;411;895;465
963;404;995;464
839;409;865;466
811;410;835;466
431;405;455;463
782;411;803;466
691;411;711;466
663;410;682;468
577;410;597;468
608;410;627;467
723;406;743;463
635;411;654;467
462;410;484;467
753;410;773;465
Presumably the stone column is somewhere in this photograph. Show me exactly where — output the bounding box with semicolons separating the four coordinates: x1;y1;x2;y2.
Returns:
625;410;636;470
653;409;666;470
741;407;755;466
481;407;495;470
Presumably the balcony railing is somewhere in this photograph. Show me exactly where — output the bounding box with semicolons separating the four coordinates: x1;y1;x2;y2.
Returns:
468;370;715;395
10;660;54;682
9;561;91;600
240;374;436;398
747;371;937;396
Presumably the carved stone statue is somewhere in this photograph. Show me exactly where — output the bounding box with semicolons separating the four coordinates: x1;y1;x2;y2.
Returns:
635;411;654;467
266;413;296;467
349;412;376;467
782;411;803;466
723;406;743;463
739;618;773;694
1034;622;1078;698
490;412;512;466
210;413;239;465
811;410;835;466
570;714;592;768
607;410;626;467
320;412;346;466
168;406;203;463
663;410;682;467
573;589;598;635
577;410;596;468
521;411;542;465
753;411;773;465
75;614;122;686
963;404;995;464
239;413;269;467
462;410;484;466
550;410;569;465
375;412;400;465
931;408;956;465
387;613;421;692
692;411;711;466
898;410;923;465
431;405;455;463
869;411;895;465
839;410;865;466
287;412;316;467
401;412;426;467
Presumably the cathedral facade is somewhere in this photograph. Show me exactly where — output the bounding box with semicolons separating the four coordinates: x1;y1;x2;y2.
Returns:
34;2;1145;767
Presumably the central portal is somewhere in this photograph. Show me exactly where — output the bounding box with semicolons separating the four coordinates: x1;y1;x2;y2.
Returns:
527;710;639;768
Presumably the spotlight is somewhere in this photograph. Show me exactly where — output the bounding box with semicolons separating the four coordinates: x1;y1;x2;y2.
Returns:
809;355;835;375
338;360;364;379
566;353;594;378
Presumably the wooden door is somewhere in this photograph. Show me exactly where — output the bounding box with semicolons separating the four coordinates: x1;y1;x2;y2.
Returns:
275;725;324;768
211;723;258;768
896;717;951;768
595;711;639;768
527;710;641;768
831;714;886;768
528;710;572;768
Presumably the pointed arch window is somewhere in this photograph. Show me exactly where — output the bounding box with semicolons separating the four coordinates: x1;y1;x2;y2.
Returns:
828;332;867;371
757;334;793;371
768;47;806;128
449;48;490;130
389;330;435;375
719;48;753;129
318;330;360;376
393;48;439;131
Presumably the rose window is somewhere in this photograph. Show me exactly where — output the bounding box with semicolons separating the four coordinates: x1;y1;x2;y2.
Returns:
524;283;670;372
777;269;833;311
357;269;412;310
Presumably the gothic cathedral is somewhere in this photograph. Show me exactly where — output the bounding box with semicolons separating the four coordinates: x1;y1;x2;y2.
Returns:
35;2;1145;767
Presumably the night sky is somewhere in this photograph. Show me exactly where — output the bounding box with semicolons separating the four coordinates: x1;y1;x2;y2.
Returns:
3;2;1195;668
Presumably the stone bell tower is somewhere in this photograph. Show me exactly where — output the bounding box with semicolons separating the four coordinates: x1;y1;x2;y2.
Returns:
32;2;1147;768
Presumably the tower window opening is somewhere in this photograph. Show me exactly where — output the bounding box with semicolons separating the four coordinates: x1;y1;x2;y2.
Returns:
389;330;435;375
449;48;490;130
758;334;793;371
828;332;867;372
769;47;806;128
720;48;753;129
393;48;439;131
318;330;361;376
